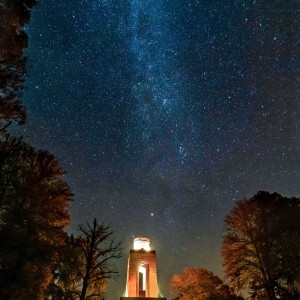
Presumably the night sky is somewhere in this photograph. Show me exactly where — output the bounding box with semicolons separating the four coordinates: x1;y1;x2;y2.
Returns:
20;0;299;299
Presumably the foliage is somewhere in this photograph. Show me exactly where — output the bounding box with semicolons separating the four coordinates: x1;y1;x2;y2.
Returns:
0;0;37;130
0;1;75;299
0;137;73;300
46;220;121;300
169;267;243;300
46;235;83;300
222;191;300;300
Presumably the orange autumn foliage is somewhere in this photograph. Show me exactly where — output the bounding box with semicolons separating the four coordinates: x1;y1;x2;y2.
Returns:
170;267;243;300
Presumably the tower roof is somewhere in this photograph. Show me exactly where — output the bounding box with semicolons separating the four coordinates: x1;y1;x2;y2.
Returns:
133;237;151;250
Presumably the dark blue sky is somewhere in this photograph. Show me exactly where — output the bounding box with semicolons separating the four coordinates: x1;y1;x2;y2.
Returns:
21;0;299;298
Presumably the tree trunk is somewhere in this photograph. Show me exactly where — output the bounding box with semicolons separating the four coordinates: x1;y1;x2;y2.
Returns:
80;279;88;300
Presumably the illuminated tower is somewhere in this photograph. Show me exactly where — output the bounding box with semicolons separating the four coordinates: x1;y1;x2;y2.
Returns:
120;237;166;300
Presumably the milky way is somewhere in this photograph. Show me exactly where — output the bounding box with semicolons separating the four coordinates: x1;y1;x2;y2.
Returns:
22;0;299;298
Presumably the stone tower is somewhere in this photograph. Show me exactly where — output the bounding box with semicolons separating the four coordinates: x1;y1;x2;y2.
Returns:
120;237;166;300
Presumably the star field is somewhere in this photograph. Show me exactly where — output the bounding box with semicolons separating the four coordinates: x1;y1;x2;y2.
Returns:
21;0;299;298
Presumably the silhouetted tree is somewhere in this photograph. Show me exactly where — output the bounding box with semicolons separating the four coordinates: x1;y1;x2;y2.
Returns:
1;2;76;299
222;191;300;300
0;140;73;300
46;235;83;300
0;0;37;130
77;219;121;300
170;267;243;300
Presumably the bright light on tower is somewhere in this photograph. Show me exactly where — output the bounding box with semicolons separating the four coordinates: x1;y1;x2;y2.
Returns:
133;237;151;250
139;266;146;291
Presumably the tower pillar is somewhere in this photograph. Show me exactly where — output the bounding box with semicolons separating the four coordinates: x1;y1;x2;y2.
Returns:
120;237;166;300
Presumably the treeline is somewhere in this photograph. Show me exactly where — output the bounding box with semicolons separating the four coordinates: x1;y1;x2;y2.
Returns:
170;191;300;300
0;2;121;300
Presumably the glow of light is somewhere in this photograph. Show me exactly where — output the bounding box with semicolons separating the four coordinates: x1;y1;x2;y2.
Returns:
158;289;164;298
139;266;146;291
133;237;151;250
123;288;128;297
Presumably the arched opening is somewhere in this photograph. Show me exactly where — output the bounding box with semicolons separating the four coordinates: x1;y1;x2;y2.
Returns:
138;266;146;297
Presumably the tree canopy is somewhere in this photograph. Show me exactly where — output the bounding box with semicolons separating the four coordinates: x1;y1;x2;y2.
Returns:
222;191;300;300
170;267;243;300
46;220;122;300
0;138;73;299
0;0;37;130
